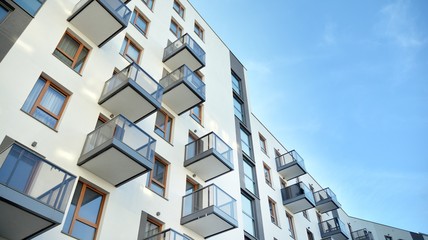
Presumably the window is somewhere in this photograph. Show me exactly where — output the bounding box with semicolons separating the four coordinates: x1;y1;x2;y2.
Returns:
194;22;204;40
286;213;296;238
233;97;244;122
154;110;173;142
263;163;272;186
95;114;108;129
147;157;168;197
184;177;199;215
307;229;314;240
190;104;203;124
13;0;44;16
268;198;278;225
385;236;393;240
317;212;322;223
142;0;154;10
145;217;162;237
240;129;251;157
22;76;70;129
231;72;241;95
170;19;182;38
243;159;256;195
0;2;11;23
259;133;267;154
275;149;281;159
302;210;309;220
280;178;287;189
53;32;89;74
131;10;149;36
62;181;106;240
120;36;142;63
242;194;256;237
173;0;184;18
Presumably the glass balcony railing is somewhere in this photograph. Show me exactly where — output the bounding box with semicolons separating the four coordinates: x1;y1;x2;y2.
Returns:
163;33;206;69
100;62;163;106
0;143;76;212
275;149;307;180
160;65;206;99
81;114;156;162
182;184;236;221
143;229;191;240
185;132;232;164
319;218;350;239
276;150;305;169
352;229;374;240
282;182;315;204
73;0;131;24
314;188;338;203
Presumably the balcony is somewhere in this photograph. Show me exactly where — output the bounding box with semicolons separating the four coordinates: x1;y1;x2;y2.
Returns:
0;143;76;240
351;229;374;240
276;150;307;181
181;184;238;238
184;132;233;181
160;65;205;115
281;182;315;214
99;63;163;122
78;115;156;187
163;34;206;72
319;218;351;240
314;188;341;213
68;0;131;47
144;229;191;240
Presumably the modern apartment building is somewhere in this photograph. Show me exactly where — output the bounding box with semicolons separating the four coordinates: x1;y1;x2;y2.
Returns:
0;0;425;240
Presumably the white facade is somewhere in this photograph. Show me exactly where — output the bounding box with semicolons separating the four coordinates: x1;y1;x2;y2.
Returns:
0;0;425;240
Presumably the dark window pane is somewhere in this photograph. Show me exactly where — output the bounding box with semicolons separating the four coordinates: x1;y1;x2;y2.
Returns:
0;4;9;22
152;161;165;183
13;0;43;16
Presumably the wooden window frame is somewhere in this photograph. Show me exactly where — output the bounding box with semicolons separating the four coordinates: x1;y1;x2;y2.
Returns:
66;182;106;240
286;212;296;239
263;163;272;186
147;156;168;197
190;104;203;124
132;9;150;36
259;133;267;154
194;21;204;41
24;77;70;129
54;32;90;74
173;0;185;19
268;197;279;225
169;18;183;38
155;110;173;142
145;216;163;237
142;0;154;10
120;36;142;63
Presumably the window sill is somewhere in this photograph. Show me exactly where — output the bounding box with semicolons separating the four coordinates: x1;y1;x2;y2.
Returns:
20;109;59;132
61;231;81;240
52;54;84;76
145;186;169;201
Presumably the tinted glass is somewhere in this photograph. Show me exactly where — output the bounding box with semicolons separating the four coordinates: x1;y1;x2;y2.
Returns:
78;187;103;223
72;221;96;240
13;0;43;16
0;4;9;22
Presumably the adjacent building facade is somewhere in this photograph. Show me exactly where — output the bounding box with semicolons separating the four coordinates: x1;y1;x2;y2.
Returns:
0;0;425;240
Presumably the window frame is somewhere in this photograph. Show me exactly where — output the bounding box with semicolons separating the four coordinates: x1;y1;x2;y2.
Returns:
263;163;272;186
145;216;163;237
241;193;257;237
147;156;169;197
120;36;142;63
302;209;310;220
63;181;106;240
22;76;70;129
259;133;267;155
307;229;315;240
233;97;245;122
131;9;150;36
169;18;183;38
142;0;154;10
154;110;173;142
240;128;252;158
53;31;90;74
12;0;45;17
268;197;279;226
286;212;296;239
190;104;203;124
231;72;242;95
242;158;257;195
172;0;185;19
0;1;12;23
194;21;204;41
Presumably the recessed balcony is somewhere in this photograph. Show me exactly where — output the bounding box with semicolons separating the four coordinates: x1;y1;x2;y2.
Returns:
163;34;206;72
281;182;315;214
314;188;341;213
143;228;191;240
184;132;233;181
319;218;351;240
181;184;238;238
99;63;163;122
160;65;205;115
0;143;76;240
68;0;131;47
276;150;307;181
351;229;374;240
78;115;156;187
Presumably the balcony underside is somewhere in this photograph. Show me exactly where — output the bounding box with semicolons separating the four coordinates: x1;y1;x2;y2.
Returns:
0;185;63;240
99;80;160;122
316;198;340;213
68;0;127;47
283;196;315;214
163;80;205;115
322;230;349;240
184;149;233;181
163;47;204;72
278;161;306;181
181;206;238;238
78;139;153;187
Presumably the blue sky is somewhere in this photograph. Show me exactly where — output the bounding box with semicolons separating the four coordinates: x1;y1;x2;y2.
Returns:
191;0;428;233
